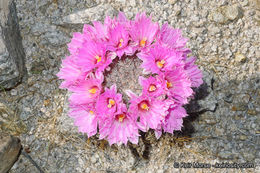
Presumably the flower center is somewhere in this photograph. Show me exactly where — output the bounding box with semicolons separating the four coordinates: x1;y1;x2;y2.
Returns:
139;101;149;111
116;113;126;122
88;86;98;94
148;84;157;92
107;98;116;108
95;55;101;63
118;38;124;48
166;81;173;89
156;59;165;69
89;110;94;114
140;37;147;47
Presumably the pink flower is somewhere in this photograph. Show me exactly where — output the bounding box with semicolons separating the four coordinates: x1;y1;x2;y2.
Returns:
107;23;134;58
69;104;98;137
138;76;165;97
157;23;188;50
76;41;112;72
96;85;122;117
117;12;131;28
57;56;88;90
69;72;103;105
67;32;86;55
128;93;169;131
105;12;131;29
138;44;183;74
130;13;159;51
104;16;116;27
155;105;187;138
83;21;109;42
58;11;203;144
162;105;187;133
162;68;193;104
184;56;203;87
99;104;139;145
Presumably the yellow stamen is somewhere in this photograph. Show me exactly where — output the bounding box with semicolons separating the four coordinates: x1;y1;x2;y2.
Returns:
156;60;165;69
141;103;149;110
118;38;123;48
95;55;101;63
140;37;147;47
89;87;97;94
107;99;115;108
89;110;94;114
166;81;173;88
149;85;156;92
117;114;125;122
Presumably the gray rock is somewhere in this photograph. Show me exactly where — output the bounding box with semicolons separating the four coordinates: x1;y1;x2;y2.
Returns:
31;22;57;36
241;0;249;7
90;155;97;164
223;5;241;21
0;132;21;173
218;150;234;160
242;150;256;161
209;5;242;24
40;31;70;47
209;9;227;24
0;0;26;89
54;3;117;25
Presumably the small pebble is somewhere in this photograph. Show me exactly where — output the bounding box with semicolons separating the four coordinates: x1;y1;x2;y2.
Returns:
247;109;257;115
224;5;240;21
235;52;246;63
239;135;248;140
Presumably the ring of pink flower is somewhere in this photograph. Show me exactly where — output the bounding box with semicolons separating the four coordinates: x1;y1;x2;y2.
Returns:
57;12;203;145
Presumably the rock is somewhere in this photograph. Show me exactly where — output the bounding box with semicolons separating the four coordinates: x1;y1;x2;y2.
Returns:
0;132;21;173
254;0;260;10
54;4;117;25
115;0;126;3
173;4;182;16
255;11;260;23
168;0;177;5
231;103;247;111
31;22;57;36
205;118;218;125
0;102;27;135
209;9;227;24
223;93;233;103
0;0;26;89
239;135;248;140
90;155;97;164
235;52;246;63
209;5;242;24
242;150;256;161
30;61;46;74
218;150;234;160
129;0;136;6
240;0;249;7
223;5;240;21
247;109;257;115
40;31;70;47
215;127;225;136
234;114;244;120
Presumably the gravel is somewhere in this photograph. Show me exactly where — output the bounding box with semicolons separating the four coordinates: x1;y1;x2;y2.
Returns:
0;0;259;172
